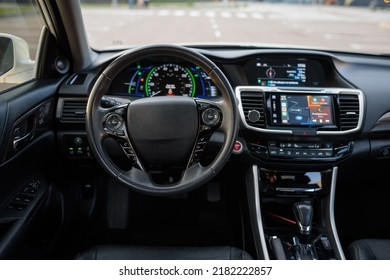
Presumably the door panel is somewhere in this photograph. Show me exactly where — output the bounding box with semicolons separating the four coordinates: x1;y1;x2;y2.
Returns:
0;79;62;259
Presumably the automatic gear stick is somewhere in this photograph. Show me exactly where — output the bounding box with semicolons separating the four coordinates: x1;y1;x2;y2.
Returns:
292;201;316;259
293;201;313;238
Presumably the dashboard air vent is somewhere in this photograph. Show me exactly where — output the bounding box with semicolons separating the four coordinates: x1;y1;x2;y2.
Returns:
240;91;266;128
68;73;88;85
339;94;360;131
61;99;87;123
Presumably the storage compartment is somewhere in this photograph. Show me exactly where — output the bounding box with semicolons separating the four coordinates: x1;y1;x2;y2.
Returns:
259;169;332;196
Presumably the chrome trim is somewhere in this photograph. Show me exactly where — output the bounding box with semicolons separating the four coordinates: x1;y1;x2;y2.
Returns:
235;86;292;135
252;165;270;260
298;224;312;235
275;187;321;192
235;86;364;136
330;166;346;260
375;112;390;125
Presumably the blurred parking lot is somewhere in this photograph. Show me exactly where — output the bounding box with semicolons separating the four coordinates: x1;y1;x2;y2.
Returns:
0;0;389;55
81;1;390;54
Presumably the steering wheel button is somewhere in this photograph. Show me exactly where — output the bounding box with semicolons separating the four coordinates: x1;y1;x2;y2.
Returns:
115;108;125;115
116;130;125;137
106;114;124;131
202;108;220;126
121;141;130;148
199;135;210;142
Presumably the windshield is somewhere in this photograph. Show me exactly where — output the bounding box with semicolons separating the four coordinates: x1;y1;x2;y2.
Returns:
81;0;390;55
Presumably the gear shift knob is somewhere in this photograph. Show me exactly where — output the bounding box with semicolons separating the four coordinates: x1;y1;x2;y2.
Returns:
293;202;313;236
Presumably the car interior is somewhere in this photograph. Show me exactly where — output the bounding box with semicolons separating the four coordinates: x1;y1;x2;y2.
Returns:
1;0;390;260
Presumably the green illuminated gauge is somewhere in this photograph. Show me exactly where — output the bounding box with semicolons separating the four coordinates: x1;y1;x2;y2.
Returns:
146;63;195;97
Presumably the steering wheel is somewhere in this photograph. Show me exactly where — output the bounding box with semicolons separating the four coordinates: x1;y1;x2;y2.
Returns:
86;44;238;196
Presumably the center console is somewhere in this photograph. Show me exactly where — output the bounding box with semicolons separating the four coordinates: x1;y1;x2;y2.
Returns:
236;86;363;163
246;165;344;260
259;168;340;260
236;85;364;260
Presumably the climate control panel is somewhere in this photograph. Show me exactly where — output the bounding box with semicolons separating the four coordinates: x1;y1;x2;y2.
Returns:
249;140;353;161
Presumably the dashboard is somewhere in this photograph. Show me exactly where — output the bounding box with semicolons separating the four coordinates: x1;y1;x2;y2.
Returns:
57;48;390;169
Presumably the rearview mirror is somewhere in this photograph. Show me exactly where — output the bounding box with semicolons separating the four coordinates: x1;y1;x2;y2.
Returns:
0;33;34;84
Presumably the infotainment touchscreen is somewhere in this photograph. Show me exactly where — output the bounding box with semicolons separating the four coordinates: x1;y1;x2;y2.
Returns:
269;94;334;126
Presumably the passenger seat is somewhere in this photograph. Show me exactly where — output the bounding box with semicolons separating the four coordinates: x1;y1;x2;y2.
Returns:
348;239;390;260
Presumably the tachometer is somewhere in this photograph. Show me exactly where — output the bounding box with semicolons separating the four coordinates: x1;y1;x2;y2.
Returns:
146;63;195;97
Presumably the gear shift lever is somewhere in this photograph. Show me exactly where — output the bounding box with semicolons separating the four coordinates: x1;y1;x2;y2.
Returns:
292;201;316;259
293;201;313;240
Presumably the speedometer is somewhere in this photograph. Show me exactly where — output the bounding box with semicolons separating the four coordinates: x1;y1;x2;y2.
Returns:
146;63;195;97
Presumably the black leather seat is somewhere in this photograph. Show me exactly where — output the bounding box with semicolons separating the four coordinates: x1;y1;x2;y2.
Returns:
76;245;253;260
348;239;390;260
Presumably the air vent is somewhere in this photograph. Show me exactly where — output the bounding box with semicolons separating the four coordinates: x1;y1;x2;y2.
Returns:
339;94;360;131
240;91;266;128
68;73;88;85
61;99;87;123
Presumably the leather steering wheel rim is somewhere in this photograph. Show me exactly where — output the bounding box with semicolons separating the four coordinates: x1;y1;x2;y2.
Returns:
86;44;238;196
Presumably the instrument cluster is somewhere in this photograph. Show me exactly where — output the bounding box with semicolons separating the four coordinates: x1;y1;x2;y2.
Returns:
109;58;219;98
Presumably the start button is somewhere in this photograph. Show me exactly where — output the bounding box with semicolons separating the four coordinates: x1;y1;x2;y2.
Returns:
233;140;243;154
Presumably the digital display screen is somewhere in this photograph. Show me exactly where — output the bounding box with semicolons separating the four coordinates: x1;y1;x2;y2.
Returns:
255;61;307;87
244;58;325;87
269;94;334;126
108;58;218;98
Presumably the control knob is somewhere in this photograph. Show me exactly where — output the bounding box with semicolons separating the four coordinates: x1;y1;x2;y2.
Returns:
248;110;261;123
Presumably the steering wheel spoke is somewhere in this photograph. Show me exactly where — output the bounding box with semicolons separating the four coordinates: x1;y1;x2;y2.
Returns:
102;103;128;137
186;99;224;167
100;103;145;170
195;98;223;131
115;138;145;171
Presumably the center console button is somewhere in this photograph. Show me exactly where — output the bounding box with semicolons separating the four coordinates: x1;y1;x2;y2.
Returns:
324;150;333;157
324;143;333;149
269;148;278;156
293;150;301;156
320;236;333;252
309;150;317;157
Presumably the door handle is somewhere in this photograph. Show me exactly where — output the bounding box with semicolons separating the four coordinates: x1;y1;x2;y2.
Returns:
13;119;36;151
